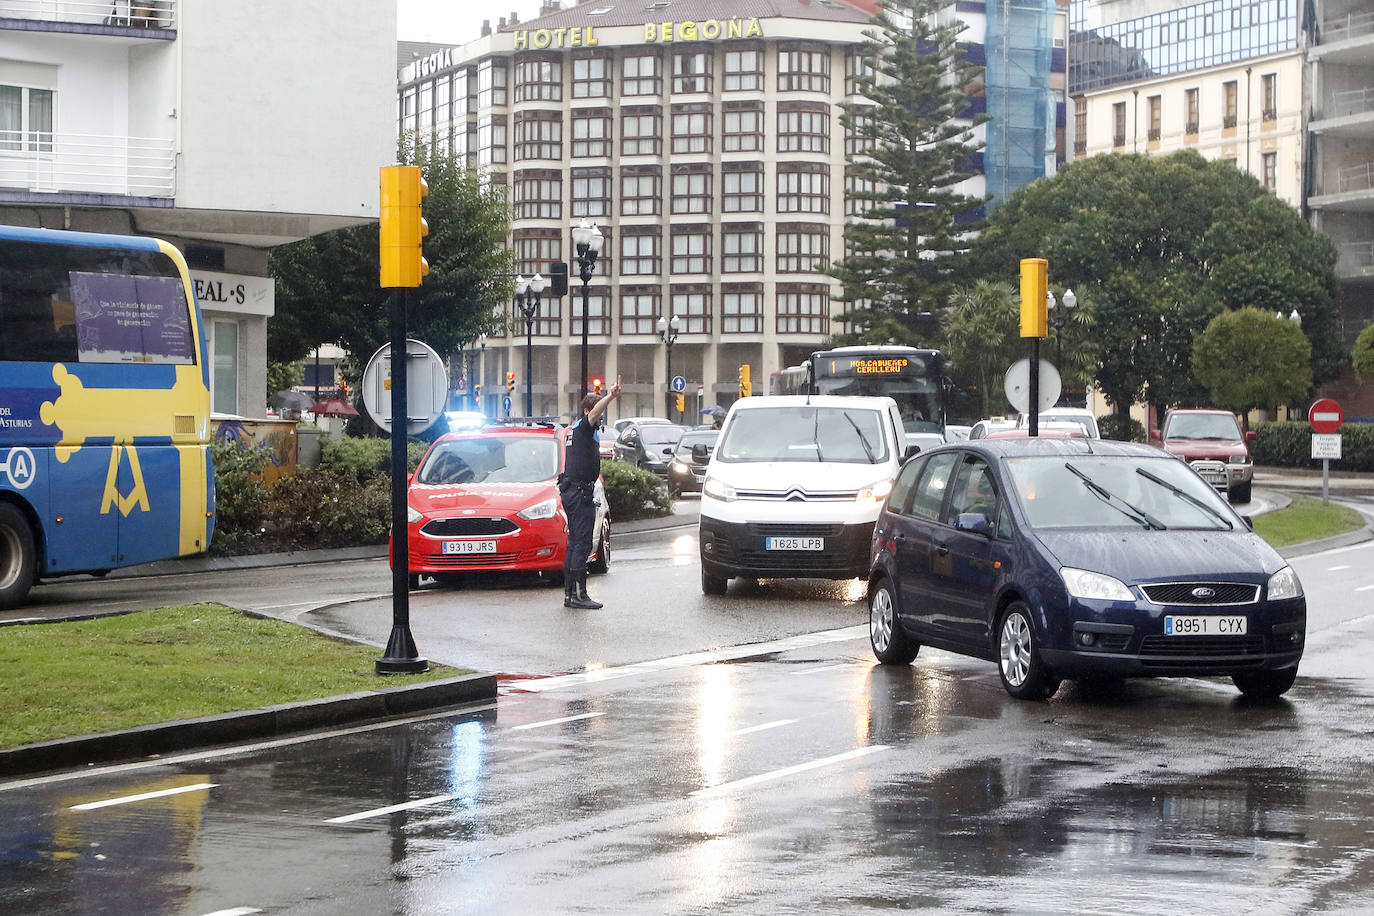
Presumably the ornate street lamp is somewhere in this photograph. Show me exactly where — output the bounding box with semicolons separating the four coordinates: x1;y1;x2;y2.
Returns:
515;274;545;417
658;314;681;422
1048;287;1077;368
572;219;604;399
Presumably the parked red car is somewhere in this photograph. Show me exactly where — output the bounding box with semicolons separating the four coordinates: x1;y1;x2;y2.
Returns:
390;423;610;587
1150;408;1255;504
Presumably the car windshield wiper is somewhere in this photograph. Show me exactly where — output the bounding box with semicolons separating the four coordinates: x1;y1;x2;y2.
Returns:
844;412;877;463
1134;467;1233;529
1064;462;1166;530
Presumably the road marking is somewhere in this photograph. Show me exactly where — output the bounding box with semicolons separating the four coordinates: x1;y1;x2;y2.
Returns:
199;909;261;916
690;745;889;797
790;663;853;676
1328;565;1351;571
70;782;217;811
510;712;604;731
727;719;797;737
325;793;461;824
1356;585;1374;592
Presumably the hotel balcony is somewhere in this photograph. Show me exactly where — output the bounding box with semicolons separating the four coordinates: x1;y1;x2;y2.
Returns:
0;0;175;35
0;130;175;204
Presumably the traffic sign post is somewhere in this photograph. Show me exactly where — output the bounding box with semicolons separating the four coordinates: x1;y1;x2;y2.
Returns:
1309;399;1343;502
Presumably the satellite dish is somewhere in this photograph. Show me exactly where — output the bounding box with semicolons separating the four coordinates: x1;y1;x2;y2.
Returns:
1004;358;1062;414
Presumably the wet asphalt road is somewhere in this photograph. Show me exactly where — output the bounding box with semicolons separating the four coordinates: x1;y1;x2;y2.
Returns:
4;504;1374;914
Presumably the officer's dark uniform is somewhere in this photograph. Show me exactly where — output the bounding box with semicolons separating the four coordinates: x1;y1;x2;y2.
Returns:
559;414;602;608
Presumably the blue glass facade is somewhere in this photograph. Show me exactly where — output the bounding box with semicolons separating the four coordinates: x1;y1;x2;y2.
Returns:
985;0;1056;207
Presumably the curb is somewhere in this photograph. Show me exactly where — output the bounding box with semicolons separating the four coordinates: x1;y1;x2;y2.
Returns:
0;672;497;780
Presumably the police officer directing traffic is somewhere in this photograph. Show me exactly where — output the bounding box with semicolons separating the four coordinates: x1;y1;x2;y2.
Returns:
560;375;621;608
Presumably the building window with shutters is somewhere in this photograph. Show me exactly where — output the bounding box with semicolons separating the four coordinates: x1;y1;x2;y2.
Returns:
671;226;711;274
723;47;763;91
571;110;611;157
776;285;830;334
777;165;829;215
778;45;830;93
722;285;762;333
778;104;829;153
777;225;829;273
671;168;712;215
620;230;662;276
672;104;712;154
671;287;712;334
620;167;661;216
620;288;660;335
673;51;712;94
571;167;610;219
723;166;764;213
621;108;662;156
622;53;661;97
572;55;611;98
514;55;562;102
722;224;763;273
514;171;562;220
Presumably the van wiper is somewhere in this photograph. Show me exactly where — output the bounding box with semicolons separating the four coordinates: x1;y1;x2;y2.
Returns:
1134;467;1233;529
1064;462;1165;530
844;412;877;463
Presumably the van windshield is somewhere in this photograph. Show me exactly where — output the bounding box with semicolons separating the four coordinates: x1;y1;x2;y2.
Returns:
716;406;890;464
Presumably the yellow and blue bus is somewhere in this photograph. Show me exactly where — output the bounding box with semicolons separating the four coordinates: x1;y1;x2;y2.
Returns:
0;226;214;608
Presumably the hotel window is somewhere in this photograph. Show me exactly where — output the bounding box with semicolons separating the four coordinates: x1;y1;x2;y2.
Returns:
671;225;711;274
722;164;764;213
1185;88;1199;133
722;224;764;273
525;291;562;337
620;287;660;335
723;101;764;152
671;287;712;334
572;55;611;99
673;51;712;94
620;229;661;276
777;224;829;273
1262;152;1277;191
417;80;435;133
622;53;661;97
513;229;562;276
845;50;874;97
672;104;712;154
778;104;829;153
477;114;507;165
571;288;609;337
777;164;829;215
514;55;562;102
621;107;662;156
571;109;611;158
571;167;611;219
513;111;561;160
0;84;53;152
477;58;507;107
845;107;876;156
776;284;830;334
1261;73;1276;120
671;166;712;215
1112;102;1126;147
1073;97;1087;154
721;285;763;333
211;320;238;415
1223;81;1237;128
1147;95;1160;141
620;166;661;215
723;48;763;91
778;45;830;93
401;86;416;135
844;168;877;217
514;170;562;220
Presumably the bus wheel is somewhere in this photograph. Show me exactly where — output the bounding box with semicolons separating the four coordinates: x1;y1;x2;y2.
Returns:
0;503;37;610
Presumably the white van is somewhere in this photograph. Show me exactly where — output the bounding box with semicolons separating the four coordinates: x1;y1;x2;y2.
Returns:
699;395;909;595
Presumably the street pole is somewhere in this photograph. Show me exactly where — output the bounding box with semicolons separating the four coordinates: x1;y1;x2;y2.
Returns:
515;274;544;418
658;314;680;422
572;220;604;401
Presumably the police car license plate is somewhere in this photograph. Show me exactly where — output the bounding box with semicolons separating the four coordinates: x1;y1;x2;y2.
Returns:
765;536;824;551
1164;615;1247;636
443;540;497;555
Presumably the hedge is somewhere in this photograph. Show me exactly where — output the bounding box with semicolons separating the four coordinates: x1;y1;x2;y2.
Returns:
1252;421;1374;472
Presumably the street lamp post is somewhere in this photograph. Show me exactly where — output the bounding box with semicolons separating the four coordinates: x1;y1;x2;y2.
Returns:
476;333;486;413
572;219;604;400
515;274;545;418
657;314;681;422
1047;288;1077;368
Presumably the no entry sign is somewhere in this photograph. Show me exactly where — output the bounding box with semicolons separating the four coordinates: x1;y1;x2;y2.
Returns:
1309;398;1343;434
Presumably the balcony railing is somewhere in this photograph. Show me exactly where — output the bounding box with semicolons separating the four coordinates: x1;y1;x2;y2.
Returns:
1324;8;1374;43
1337;162;1374;193
1338;240;1374;274
1325;86;1374;120
0;0;174;29
0;130;175;198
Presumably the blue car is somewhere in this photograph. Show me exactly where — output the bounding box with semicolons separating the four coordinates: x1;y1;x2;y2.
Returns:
867;438;1305;700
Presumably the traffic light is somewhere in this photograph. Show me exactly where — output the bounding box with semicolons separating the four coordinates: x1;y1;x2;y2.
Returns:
1019;258;1048;338
593;377;603;396
738;364;752;398
379;165;429;288
676;393;685;413
506;371;516;394
474;382;482;399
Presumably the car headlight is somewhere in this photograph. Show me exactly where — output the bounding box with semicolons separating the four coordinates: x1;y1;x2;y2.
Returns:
857;479;894;504
1227;454;1250;465
671;460;690;474
703;477;736;502
407;505;422;524
517;497;558;521
1267;566;1303;601
1060;567;1135;601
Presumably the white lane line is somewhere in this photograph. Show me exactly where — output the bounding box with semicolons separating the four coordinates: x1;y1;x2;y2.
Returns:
325;793;461;824
70;782;217;811
727;719;797;738
510;712;605;731
199;908;262;916
689;745;889;797
790;663;852;676
512;626;868;694
1328;565;1351;571
1356;585;1374;592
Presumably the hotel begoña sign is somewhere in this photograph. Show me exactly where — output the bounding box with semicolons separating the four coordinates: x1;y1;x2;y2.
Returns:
512;17;764;50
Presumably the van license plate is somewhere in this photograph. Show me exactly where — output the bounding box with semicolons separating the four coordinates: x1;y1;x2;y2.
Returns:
765;537;824;551
1164;615;1247;636
443;540;497;555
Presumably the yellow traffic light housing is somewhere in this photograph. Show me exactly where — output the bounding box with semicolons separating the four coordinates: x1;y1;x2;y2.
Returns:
1019;258;1048;338
593;377;603;396
506;371;516;393
379;165;429;288
676;393;685;413
738;364;752;398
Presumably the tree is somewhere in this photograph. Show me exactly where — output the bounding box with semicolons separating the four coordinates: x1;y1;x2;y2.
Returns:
1351;323;1374;382
1193;308;1311;422
970;151;1340;417
827;0;989;345
268;136;514;387
939;280;1020;419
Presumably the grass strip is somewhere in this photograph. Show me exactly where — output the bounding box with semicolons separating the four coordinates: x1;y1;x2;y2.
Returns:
1251;495;1365;548
0;604;461;748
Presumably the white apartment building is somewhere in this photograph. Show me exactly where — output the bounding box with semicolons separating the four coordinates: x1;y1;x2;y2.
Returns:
0;1;396;417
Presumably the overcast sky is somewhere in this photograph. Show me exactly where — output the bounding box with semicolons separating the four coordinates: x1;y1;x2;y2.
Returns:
398;0;547;44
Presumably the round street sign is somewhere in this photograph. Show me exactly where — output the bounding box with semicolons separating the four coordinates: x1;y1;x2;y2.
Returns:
361;339;449;435
671;375;686;392
1004;358;1061;414
1309;398;1343;434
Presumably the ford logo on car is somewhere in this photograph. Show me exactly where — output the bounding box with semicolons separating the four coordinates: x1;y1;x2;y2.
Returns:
1192;586;1216;599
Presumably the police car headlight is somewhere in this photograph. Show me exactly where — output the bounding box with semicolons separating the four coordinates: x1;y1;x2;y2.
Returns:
1267;566;1303;601
518;498;558;521
703;477;736;502
407;505;422;524
857;479;894;504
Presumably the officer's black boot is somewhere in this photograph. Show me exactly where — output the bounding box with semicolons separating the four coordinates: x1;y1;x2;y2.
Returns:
563;574;582;608
575;571;603;609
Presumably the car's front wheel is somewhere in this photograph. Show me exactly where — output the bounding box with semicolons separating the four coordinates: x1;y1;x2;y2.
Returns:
1229;481;1252;504
589;518;611;574
1233;666;1297;700
869;579;919;664
701;564;728;595
997;602;1060;700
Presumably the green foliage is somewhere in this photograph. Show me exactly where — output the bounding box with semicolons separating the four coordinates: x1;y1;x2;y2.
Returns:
828;0;988;344
263;469;392;548
318;435;426;481
266;361;303;397
599;460;672;520
939;280;1020;419
208;439;270;553
1252;421;1374;472
1097;413;1146;442
1353;323;1374;381
1193;308;1312;415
